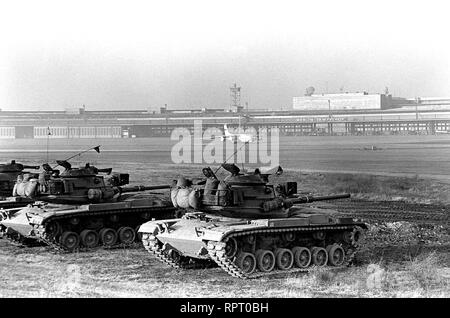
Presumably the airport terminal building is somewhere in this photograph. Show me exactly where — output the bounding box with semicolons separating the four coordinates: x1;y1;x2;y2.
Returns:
293;92;394;111
2;93;450;139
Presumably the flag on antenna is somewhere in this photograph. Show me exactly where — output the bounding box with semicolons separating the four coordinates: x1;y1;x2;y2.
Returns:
94;146;100;153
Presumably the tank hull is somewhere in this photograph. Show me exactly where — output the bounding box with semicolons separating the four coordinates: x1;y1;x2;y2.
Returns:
139;208;367;278
1;196;177;251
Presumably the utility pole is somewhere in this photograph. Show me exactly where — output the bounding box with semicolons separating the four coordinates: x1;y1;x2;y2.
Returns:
415;97;419;120
328;99;332;118
46;126;52;163
230;83;241;112
328;99;332;135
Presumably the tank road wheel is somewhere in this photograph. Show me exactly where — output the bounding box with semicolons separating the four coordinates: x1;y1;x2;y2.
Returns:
245;235;256;245
135;226;143;241
99;228;118;247
326;244;345;266
224;237;238;259
60;231;80;251
275;248;294;270
292;247;311;268
282;232;296;242
45;221;62;238
311;247;328;267
342;231;353;244
235;252;256;275
80;230;99;248
351;226;365;246
118;227;136;245
313;231;326;241
167;249;182;263
109;215;119;223
255;249;276;272
69;217;80;226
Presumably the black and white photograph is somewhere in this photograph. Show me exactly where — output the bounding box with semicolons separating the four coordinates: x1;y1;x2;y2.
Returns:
0;0;448;303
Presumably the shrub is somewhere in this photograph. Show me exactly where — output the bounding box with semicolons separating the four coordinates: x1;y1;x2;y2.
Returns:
407;252;441;291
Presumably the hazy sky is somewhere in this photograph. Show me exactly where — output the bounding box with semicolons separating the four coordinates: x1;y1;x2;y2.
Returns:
1;0;449;111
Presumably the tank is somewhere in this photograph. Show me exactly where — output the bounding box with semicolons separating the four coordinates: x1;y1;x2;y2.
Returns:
139;164;367;278
0;161;176;251
0;160;40;200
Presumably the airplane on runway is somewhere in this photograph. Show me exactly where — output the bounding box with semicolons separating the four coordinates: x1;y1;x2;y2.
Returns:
435;130;450;134
218;124;259;143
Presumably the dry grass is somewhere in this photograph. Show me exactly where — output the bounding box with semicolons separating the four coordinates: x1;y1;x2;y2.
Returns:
281;252;449;298
288;171;450;205
407;252;444;291
1;231;448;298
1;158;449;298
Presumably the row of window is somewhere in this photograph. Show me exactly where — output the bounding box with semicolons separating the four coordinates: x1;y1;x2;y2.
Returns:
34;127;122;138
0;127;15;137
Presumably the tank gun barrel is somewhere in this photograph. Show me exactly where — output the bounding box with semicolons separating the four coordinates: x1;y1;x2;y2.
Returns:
119;184;171;193
289;193;350;204
0;163;40;172
22;165;40;170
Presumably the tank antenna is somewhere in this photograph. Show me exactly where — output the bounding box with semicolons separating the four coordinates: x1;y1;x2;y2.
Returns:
51;145;101;169
214;141;248;175
46;126;52;163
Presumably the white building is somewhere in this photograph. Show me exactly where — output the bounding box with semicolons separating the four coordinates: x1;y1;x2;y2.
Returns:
293;92;392;111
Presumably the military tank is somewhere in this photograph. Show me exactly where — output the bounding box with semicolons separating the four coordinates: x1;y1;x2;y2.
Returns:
0;160;176;251
139;164;367;278
0;160;40;201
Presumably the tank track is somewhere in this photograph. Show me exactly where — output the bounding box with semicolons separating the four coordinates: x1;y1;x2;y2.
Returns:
33;224;74;252
16;206;175;252
142;233;216;269
206;225;364;279
142;224;365;279
0;223;142;252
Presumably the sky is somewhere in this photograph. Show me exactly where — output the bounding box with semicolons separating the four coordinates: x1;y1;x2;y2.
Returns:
0;0;449;111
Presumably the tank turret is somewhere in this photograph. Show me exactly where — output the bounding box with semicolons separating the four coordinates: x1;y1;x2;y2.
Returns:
139;164;368;278
167;163;351;219
10;162;171;205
